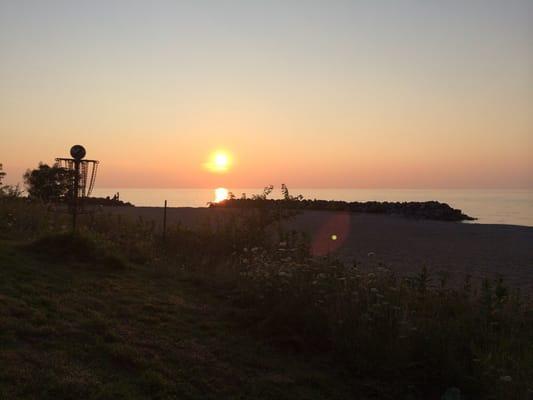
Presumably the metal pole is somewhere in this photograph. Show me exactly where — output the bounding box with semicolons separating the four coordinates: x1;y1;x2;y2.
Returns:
72;159;80;233
163;200;167;241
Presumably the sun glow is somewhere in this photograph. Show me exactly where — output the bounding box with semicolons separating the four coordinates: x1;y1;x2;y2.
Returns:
214;187;229;203
205;150;232;173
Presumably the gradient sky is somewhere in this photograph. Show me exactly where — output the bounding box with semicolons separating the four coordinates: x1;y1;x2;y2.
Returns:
1;0;532;188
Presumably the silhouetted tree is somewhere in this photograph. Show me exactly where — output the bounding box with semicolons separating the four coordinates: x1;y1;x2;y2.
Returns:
23;163;74;202
252;185;274;200
281;183;303;201
0;164;23;198
0;163;5;186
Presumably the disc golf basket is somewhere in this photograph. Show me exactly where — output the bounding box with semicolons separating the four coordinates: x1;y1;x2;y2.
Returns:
55;145;99;231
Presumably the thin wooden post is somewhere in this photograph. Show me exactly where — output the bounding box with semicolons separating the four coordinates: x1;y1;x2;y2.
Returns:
163;200;167;241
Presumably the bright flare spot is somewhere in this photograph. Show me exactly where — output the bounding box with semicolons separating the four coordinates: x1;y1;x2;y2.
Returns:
331;234;338;241
214;187;229;203
205;150;232;173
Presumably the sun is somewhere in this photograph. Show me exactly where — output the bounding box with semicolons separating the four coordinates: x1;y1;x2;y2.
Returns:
205;150;232;173
214;153;229;169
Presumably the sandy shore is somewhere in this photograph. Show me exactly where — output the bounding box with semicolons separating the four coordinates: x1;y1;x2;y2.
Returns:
102;206;533;291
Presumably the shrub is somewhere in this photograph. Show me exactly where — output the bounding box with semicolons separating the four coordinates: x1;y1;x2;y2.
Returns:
25;233;127;269
230;247;533;398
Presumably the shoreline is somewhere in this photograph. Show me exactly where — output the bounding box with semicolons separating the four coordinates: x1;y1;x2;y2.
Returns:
99;206;533;291
99;204;533;228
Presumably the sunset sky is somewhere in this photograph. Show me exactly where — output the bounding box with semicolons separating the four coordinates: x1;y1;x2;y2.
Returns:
1;0;532;188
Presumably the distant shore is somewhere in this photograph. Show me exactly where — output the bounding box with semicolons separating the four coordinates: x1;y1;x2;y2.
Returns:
100;206;533;291
90;188;533;226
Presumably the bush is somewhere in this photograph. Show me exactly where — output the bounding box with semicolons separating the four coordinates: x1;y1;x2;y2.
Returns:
230;247;533;398
25;233;127;269
23;163;75;203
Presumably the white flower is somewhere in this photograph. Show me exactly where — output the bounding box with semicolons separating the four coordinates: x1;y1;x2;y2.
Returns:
500;376;512;382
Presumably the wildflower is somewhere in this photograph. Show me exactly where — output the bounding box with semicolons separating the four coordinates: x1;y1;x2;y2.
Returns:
242;258;249;264
368;273;376;279
317;273;328;279
367;252;376;257
251;247;259;252
279;241;287;247
500;376;512;382
278;271;292;278
370;288;379;294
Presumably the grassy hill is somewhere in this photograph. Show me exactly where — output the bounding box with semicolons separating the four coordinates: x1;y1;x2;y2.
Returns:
1;199;532;399
0;239;356;400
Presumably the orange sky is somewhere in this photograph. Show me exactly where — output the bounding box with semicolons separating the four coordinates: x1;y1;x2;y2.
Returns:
1;1;532;188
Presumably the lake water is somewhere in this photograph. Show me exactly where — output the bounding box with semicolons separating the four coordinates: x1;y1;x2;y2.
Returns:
91;188;533;227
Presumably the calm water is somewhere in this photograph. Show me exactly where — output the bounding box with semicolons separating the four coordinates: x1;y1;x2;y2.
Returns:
92;188;533;227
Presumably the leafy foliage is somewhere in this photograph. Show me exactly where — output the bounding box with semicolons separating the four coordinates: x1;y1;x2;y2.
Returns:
232;247;533;398
23;163;75;202
0;164;21;198
252;184;274;200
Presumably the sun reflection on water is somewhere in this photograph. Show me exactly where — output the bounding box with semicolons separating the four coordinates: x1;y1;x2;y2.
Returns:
214;187;229;203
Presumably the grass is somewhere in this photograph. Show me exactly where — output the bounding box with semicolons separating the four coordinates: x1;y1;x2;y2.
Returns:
0;239;355;400
1;197;532;399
